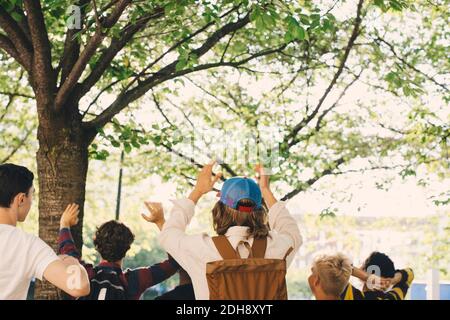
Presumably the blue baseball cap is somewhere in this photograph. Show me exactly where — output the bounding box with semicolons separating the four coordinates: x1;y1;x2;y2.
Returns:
219;177;262;212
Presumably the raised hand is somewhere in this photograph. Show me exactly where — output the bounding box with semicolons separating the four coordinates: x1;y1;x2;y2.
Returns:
255;164;270;190
195;160;222;195
141;201;165;231
189;160;222;204
60;203;79;229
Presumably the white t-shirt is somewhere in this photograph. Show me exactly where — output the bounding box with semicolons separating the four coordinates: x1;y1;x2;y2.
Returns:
0;224;59;300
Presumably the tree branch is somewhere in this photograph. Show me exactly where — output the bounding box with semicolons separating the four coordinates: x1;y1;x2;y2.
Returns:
59;0;91;84
0;7;32;71
180;172;220;192
314;69;364;132
150;93;238;177
159;141;226;182
106;4;242;101
81;78;122;119
55;0;131;110
23;0;54;94
0;90;34;99
75;6;165;100
282;0;365;149
0;70;30;122
375;36;449;92
84;12;252;129
152;91;174;127
86;43;285;129
281;157;346;201
0;34;25;66
0;127;34;164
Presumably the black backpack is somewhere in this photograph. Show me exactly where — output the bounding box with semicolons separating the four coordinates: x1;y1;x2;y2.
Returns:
79;266;127;300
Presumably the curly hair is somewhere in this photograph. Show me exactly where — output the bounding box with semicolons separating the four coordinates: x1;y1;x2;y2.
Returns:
94;220;135;262
211;199;270;239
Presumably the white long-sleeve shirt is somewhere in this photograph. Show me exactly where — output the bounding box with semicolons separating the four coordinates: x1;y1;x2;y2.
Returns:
158;199;302;300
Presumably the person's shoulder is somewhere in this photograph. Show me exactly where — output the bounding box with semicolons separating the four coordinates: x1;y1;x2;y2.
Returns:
265;232;295;256
0;224;32;240
267;230;294;244
17;228;53;250
0;226;52;254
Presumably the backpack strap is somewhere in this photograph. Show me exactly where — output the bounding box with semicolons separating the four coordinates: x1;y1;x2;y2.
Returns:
251;237;267;258
212;236;240;259
283;247;294;260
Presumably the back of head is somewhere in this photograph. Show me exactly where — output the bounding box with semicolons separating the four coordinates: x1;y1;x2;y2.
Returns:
214;176;269;239
94;220;135;262
313;253;352;297
212;199;269;239
0;163;34;208
362;251;395;278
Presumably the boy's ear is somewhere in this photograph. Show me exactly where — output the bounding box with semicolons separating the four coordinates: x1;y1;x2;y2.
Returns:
14;193;25;207
314;275;321;287
216;192;221;197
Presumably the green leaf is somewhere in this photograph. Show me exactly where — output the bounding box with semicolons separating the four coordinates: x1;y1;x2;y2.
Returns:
295;25;305;40
11;12;22;22
124;142;132;154
284;31;293;43
255;16;265;30
299;14;310;25
175;59;187;71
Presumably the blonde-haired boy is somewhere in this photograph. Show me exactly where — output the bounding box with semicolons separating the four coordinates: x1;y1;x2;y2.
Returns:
308;253;353;300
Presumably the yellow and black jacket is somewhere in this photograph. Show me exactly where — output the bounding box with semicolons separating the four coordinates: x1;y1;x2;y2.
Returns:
341;268;414;300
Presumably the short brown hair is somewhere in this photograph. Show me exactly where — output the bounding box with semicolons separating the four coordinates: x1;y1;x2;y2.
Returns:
211;199;270;239
313;253;352;297
94;220;135;262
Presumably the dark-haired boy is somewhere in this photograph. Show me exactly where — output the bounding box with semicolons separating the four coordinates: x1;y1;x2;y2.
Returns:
58;203;179;300
341;251;414;300
0;163;90;299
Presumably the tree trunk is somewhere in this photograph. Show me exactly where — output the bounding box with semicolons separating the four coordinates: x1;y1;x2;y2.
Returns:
33;102;93;299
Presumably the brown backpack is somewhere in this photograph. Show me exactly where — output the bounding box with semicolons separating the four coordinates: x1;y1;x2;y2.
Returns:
206;235;293;300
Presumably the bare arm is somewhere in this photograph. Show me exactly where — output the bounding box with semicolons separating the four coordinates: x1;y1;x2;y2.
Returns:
43;256;90;298
352;266;392;291
352;266;369;282
255;164;277;208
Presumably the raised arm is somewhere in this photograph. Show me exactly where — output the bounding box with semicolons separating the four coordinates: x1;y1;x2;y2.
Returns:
255;164;302;262
58;203;95;284
351;266;391;291
58;204;81;258
383;268;414;300
158;161;222;267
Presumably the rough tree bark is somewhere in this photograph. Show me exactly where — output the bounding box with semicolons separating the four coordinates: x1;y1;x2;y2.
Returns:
34;97;96;299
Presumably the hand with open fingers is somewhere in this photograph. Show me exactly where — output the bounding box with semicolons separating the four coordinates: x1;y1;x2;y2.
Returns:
142;201;165;225
193;160;222;196
60;203;80;229
255;164;270;190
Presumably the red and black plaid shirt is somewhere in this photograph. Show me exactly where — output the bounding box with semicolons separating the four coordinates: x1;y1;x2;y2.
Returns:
58;228;179;300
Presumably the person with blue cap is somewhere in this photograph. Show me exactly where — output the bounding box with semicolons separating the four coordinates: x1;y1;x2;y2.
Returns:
157;161;302;300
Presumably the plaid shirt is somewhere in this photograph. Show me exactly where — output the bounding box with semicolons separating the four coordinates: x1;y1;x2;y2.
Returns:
58;228;180;300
